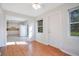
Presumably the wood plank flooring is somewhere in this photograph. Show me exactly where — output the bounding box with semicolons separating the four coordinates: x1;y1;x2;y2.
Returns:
0;41;70;56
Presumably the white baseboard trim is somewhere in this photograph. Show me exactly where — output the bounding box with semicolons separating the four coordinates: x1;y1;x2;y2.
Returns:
59;48;77;56
49;43;77;56
35;39;48;45
35;39;78;56
48;41;61;49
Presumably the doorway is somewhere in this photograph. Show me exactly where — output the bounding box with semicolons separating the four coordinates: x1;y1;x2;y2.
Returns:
7;20;28;45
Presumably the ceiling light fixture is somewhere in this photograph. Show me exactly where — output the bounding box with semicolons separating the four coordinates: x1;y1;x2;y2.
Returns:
32;3;41;10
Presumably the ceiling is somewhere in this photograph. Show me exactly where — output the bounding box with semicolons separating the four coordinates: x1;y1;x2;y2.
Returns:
2;3;63;17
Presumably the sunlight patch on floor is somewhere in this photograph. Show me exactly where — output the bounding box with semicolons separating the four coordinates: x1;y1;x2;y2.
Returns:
6;41;28;45
16;42;28;45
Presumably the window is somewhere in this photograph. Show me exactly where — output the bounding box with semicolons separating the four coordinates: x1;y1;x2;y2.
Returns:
38;20;43;33
69;6;79;36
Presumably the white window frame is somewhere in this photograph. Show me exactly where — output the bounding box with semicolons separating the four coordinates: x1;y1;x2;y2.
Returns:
69;6;79;37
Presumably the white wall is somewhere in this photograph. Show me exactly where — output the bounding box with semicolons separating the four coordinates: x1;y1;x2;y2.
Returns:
0;5;7;47
59;3;79;55
35;15;49;45
35;3;79;55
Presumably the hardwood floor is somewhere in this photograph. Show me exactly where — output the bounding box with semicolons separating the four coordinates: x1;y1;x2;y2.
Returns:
1;41;70;56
